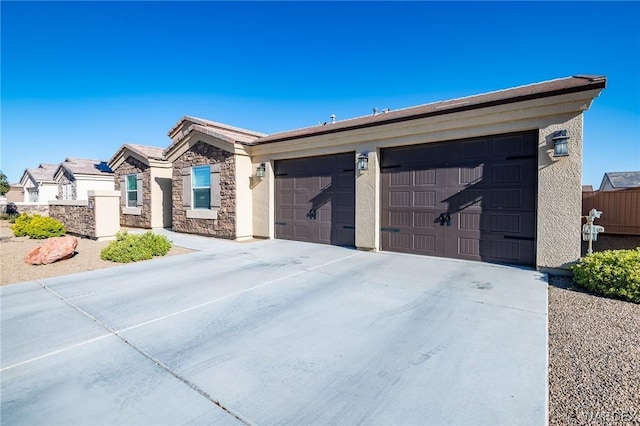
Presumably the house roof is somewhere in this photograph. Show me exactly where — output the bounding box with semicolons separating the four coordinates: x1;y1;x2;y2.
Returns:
254;75;607;145
125;144;165;161
109;143;166;166
56;157;113;179
582;185;594;192
601;171;640;189
24;163;58;183
164;116;266;157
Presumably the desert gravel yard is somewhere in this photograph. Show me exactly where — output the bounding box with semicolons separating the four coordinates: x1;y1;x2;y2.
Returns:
548;275;640;426
0;221;192;285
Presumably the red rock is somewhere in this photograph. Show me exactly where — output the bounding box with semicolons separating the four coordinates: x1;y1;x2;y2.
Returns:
24;236;79;265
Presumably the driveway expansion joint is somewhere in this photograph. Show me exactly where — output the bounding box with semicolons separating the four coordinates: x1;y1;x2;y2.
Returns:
34;280;253;426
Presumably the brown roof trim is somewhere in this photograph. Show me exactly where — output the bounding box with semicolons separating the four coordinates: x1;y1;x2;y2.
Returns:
254;75;606;145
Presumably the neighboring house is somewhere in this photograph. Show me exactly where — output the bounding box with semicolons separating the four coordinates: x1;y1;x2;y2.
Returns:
5;183;24;203
19;164;58;203
598;171;640;191
162;75;605;272
164;117;266;238
108;144;172;229
582;185;594;192
53;157;115;200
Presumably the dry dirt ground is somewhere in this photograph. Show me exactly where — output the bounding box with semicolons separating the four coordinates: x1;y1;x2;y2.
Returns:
0;220;193;286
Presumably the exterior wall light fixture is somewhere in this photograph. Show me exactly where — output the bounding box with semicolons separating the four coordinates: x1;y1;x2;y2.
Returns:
256;163;266;178
552;130;570;157
357;152;369;171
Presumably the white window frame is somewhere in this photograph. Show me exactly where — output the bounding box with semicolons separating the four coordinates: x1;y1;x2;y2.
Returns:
192;166;211;210
126;174;137;208
183;164;221;220
62;183;72;200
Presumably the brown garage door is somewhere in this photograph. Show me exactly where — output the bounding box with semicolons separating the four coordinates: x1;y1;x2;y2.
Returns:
381;131;537;266
275;153;355;246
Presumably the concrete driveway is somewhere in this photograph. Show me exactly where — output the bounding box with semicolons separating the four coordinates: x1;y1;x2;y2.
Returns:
1;235;548;425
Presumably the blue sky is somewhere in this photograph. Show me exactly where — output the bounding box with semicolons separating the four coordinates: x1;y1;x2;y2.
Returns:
2;1;639;187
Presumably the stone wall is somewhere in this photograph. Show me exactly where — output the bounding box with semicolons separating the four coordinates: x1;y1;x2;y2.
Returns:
172;141;236;238
49;199;96;238
114;157;151;228
57;169;77;200
0;201;49;216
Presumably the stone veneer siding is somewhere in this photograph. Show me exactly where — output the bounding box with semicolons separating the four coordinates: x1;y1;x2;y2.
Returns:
57;169;77;200
114;157;151;228
49;197;96;238
172;141;236;238
1;203;49;216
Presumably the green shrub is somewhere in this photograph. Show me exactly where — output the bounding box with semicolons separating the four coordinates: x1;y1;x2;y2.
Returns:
570;248;640;303
100;231;172;263
11;213;65;239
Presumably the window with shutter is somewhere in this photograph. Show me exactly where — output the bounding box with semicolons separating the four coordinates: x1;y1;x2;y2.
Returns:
185;163;221;220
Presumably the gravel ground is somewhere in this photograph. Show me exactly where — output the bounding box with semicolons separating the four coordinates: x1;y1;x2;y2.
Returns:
0;220;192;286
548;276;640;425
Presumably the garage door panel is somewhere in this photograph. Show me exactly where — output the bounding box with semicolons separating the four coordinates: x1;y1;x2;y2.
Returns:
491;164;522;184
415;169;437;185
492;134;537;157
459;166;484;185
382;131;537;266
389;191;411;207
413;191;436;207
414;234;436;252
275;153;355;247
415;212;436;228
461;139;489;160
318;207;332;223
294;225;309;239
390;171;412;186
280;208;294;221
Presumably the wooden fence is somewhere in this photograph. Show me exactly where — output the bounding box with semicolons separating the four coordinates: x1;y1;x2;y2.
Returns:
582;189;640;235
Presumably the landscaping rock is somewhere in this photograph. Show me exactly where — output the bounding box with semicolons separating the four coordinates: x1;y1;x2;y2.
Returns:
24;236;78;265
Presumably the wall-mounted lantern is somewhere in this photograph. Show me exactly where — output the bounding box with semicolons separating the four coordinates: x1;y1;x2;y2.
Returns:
357;152;369;171
256;163;266;178
552;130;570;157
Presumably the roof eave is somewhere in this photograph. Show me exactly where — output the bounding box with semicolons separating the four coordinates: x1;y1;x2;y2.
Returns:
257;77;607;145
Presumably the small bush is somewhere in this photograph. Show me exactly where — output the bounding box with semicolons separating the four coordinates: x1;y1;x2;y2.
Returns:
570;248;640;303
11;213;65;239
100;231;172;263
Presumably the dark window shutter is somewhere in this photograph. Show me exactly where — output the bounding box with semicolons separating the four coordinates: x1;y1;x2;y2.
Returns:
136;173;144;207
210;168;221;208
181;167;191;208
119;176;126;206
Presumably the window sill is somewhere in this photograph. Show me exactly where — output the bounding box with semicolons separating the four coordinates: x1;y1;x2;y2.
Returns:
123;207;142;216
186;209;218;220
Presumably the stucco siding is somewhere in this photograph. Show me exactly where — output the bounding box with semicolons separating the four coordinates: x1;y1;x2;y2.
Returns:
150;163;173;228
75;178;115;200
536;114;583;270
234;154;254;240
245;90;599;270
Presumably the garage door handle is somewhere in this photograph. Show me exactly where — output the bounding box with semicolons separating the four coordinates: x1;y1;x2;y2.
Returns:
381;227;400;233
436;213;452;226
275;221;287;226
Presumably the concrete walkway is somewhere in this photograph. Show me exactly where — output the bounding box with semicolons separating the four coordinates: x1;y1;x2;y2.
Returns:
1;233;548;425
